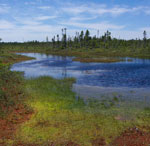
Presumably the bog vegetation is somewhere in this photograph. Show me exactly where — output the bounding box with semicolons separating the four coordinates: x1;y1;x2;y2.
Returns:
0;50;33;118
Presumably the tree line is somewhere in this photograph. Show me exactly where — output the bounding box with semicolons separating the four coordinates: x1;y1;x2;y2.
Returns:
0;29;150;53
49;29;150;51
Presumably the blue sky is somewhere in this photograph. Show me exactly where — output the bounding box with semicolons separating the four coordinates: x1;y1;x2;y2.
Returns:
0;0;150;42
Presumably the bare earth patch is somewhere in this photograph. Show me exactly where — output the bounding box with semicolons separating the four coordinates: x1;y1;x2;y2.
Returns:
0;104;32;146
112;127;150;146
91;137;106;146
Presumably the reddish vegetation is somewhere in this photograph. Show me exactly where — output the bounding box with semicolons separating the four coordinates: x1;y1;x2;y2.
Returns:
2;54;34;64
14;141;79;146
92;138;106;146
59;141;79;146
1;104;150;146
65;141;79;146
13;143;39;146
0;104;32;146
73;57;122;63
112;127;150;146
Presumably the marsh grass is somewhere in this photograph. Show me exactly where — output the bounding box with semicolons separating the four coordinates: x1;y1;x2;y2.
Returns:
0;52;34;117
0;53;34;64
2;43;150;63
13;76;150;145
72;57;123;63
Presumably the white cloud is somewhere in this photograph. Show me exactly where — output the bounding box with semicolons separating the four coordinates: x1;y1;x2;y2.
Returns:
38;6;51;10
20;24;58;33
0;20;15;29
61;4;149;16
14;15;57;27
0;23;64;42
111;30;143;40
0;4;10;14
25;2;36;5
35;15;57;21
62;6;86;14
14;17;42;26
95;6;141;16
145;10;150;15
140;27;150;31
61;21;125;30
70;16;97;21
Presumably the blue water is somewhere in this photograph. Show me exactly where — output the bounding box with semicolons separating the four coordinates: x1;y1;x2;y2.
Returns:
11;53;150;88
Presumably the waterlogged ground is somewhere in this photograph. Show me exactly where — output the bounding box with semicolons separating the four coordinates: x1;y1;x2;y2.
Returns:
12;77;150;145
11;53;150;100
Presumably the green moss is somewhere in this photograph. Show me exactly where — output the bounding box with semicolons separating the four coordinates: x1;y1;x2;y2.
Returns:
14;77;150;145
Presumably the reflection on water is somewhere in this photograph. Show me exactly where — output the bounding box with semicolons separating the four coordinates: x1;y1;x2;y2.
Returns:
11;53;150;89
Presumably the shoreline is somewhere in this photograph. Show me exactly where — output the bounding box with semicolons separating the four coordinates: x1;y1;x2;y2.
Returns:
10;49;150;63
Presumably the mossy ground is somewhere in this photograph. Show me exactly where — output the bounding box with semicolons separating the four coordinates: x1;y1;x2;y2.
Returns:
13;77;150;145
5;44;150;63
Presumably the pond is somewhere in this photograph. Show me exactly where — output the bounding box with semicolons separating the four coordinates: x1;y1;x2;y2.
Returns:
11;53;150;100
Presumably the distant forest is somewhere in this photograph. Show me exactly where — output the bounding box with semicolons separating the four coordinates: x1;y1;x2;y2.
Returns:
0;29;150;52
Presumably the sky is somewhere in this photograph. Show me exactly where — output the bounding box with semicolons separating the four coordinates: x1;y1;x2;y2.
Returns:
0;0;150;42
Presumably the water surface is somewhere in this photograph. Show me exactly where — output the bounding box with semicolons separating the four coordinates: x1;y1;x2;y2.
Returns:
11;53;150;100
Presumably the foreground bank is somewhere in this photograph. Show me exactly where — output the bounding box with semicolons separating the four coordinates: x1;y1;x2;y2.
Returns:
14;76;150;145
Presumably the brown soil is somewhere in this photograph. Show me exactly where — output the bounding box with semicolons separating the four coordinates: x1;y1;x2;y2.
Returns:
0;104;32;146
12;143;39;146
1;106;150;146
112;127;150;146
2;54;34;64
72;57;122;63
92;138;106;146
13;141;79;146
